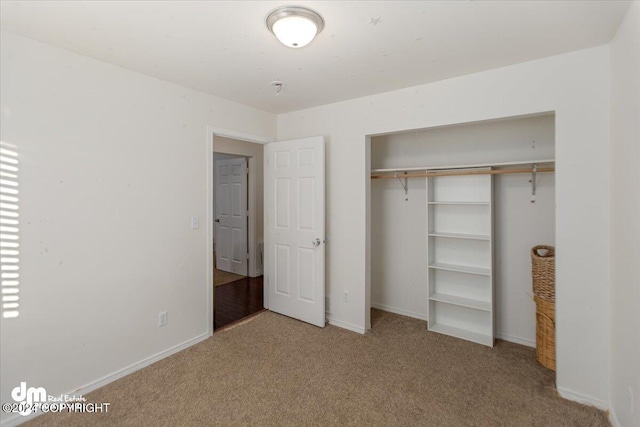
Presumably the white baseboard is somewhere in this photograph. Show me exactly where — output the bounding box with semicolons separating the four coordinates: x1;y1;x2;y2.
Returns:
608;407;621;427
371;302;428;321
557;386;609;411
326;315;366;334
1;332;210;427
1;410;32;426
495;331;535;348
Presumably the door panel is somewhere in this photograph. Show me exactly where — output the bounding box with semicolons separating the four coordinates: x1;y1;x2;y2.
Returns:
275;244;291;296
265;136;325;327
275;179;291;228
298;177;315;231
298;248;315;302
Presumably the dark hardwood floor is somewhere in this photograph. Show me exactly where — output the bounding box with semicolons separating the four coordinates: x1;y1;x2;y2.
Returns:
214;276;264;331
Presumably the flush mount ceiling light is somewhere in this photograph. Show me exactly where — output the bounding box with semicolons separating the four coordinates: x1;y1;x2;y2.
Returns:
266;6;324;48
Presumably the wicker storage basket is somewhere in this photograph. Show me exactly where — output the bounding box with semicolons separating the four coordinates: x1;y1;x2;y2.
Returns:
531;245;555;302
534;296;556;371
531;245;556;371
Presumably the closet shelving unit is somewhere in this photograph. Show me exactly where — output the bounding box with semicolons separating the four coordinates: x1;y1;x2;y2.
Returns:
426;167;494;347
371;159;554;347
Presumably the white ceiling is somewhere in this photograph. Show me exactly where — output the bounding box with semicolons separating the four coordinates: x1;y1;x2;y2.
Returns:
0;1;630;114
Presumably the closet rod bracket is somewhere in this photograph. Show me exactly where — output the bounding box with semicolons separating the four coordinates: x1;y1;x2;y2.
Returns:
529;164;538;203
394;171;409;200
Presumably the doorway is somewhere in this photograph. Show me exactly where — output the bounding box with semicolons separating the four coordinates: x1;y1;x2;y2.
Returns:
212;135;265;330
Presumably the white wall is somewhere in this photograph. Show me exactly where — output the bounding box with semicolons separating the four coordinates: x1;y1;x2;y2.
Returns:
371;178;428;320
610;2;640;426
278;46;610;406
371;114;555;170
371;114;555;346
494;172;555;346
0;31;275;425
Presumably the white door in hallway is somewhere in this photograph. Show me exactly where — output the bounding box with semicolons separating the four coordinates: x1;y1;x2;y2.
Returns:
265;136;325;327
216;157;248;276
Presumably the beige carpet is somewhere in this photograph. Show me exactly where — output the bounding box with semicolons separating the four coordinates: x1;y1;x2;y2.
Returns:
26;310;609;426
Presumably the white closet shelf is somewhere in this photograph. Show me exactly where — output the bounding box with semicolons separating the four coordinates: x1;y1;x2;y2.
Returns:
428;201;490;205
371;159;555;174
429;262;490;276
428;323;493;347
428;232;490;241
429;292;491;311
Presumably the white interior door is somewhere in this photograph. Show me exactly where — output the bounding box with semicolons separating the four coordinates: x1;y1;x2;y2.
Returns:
216;157;248;276
265;136;325;327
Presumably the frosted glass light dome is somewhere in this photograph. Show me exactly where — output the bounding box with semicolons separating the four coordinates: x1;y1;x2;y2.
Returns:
272;16;317;48
266;6;324;49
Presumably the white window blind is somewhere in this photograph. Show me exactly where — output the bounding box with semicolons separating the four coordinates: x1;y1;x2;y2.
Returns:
1;142;20;318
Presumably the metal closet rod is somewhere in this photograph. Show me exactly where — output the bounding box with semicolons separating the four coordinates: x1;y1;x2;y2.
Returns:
371;166;555;179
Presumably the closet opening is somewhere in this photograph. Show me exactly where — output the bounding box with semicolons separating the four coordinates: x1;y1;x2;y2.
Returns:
366;112;556;353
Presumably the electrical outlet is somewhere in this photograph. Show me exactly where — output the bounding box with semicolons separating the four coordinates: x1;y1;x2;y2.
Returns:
343;291;349;302
158;311;168;327
629;386;635;414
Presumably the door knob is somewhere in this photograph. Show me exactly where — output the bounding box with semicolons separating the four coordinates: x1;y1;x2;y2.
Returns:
312;238;321;247
215;218;220;223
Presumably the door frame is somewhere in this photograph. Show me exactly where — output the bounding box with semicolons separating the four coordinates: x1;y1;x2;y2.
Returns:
206;126;274;336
